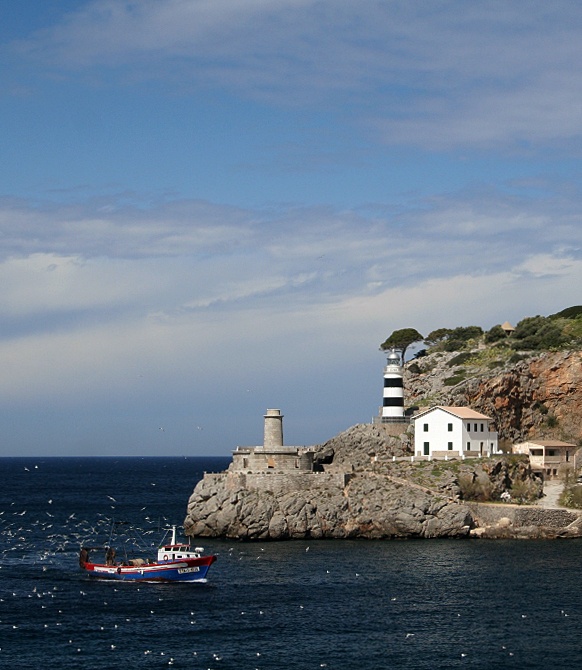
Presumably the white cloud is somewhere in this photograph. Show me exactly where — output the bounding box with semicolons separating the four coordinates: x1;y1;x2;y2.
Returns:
10;1;582;149
1;186;581;453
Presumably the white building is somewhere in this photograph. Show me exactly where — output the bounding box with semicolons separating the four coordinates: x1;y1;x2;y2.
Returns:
412;406;499;459
513;439;581;478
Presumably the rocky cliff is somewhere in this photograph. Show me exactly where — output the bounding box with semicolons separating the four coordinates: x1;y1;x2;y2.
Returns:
184;462;473;541
405;349;582;445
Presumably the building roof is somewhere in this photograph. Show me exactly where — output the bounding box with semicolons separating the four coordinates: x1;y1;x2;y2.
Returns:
501;320;515;331
515;439;578;449
413;406;493;421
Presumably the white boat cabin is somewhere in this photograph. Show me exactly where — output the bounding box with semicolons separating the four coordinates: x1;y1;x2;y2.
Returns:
157;526;205;562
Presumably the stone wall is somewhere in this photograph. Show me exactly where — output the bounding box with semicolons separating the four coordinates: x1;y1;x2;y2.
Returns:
468;502;580;531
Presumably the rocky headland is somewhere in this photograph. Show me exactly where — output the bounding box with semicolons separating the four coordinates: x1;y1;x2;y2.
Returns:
184;345;582;541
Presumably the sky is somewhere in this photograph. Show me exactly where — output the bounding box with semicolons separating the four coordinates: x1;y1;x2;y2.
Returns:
1;0;582;457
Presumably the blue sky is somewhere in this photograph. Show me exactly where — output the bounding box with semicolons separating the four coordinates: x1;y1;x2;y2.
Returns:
1;0;582;456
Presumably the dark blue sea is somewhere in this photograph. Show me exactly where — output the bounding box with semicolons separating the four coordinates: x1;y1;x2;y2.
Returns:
1;457;581;669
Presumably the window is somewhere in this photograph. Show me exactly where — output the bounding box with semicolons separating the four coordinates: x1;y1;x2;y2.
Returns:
447;423;453;432
474;423;478;432
547;449;556;457
467;423;471;431
480;423;484;432
448;442;453;450
466;442;471;451
424;442;430;456
423;423;429;432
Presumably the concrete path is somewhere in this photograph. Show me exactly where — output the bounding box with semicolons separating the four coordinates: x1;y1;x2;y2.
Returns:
537;480;564;509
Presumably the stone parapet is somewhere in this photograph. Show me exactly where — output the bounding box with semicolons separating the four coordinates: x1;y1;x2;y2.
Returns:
468;502;580;530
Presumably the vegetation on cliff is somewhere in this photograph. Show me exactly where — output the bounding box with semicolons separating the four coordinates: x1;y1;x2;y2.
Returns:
396;306;582;447
413;305;582;356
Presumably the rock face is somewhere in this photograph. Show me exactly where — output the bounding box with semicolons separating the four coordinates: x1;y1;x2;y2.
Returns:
406;350;582;445
313;422;413;471
184;467;473;540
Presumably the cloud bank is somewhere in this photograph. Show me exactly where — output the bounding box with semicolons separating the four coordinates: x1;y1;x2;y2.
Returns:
10;0;582;150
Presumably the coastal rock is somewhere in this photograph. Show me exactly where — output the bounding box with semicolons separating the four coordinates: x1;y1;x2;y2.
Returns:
185;456;474;541
313;423;413;471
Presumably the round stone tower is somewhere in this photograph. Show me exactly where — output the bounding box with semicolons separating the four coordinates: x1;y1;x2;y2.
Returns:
263;408;284;448
381;349;405;422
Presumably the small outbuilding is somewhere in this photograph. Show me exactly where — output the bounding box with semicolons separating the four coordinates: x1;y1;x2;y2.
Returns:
501;321;515;336
512;439;581;478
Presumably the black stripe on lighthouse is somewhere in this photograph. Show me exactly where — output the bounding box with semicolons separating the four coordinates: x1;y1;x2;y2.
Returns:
383;398;404;407
384;378;403;387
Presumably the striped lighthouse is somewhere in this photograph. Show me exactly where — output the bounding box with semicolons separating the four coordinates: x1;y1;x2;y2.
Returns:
381;349;405;422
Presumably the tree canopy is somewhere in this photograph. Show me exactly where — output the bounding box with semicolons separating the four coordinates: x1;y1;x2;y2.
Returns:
380;328;423;361
424;328;452;346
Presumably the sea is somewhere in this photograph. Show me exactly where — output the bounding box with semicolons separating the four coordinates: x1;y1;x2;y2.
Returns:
1;456;581;670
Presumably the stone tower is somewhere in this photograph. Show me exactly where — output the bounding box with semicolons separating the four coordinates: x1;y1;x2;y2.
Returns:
263;408;284;448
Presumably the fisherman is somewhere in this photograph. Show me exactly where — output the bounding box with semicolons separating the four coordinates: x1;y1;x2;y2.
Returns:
105;546;116;565
79;547;89;568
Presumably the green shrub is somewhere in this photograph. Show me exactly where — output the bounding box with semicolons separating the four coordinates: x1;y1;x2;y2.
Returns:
550;305;582;320
510;478;540;504
444;373;466;386
560;484;582;509
458;473;494;501
511;315;566;350
449;326;484;341
447;352;474;367
485;324;506;343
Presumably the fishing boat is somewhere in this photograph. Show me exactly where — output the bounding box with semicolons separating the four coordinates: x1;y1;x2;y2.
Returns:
79;525;216;582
